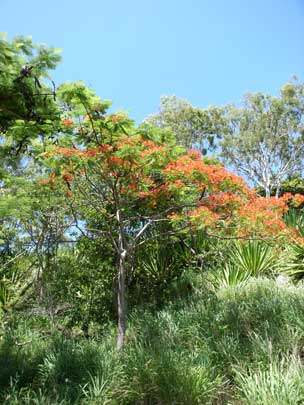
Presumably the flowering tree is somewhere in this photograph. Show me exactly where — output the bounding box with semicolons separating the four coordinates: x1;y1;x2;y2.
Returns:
42;83;302;348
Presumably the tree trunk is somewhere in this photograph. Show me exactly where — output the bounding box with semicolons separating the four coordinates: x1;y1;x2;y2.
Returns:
265;185;271;199
115;203;129;350
117;250;127;349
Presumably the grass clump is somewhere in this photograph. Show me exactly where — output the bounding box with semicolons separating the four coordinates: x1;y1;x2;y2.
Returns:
1;278;304;403
234;355;304;405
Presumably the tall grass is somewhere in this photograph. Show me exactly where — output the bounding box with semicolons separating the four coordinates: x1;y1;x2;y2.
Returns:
1;278;304;403
234;355;304;404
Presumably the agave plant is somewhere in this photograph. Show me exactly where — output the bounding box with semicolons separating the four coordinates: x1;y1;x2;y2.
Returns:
211;264;251;289
0;270;33;314
139;242;187;285
283;209;304;237
281;243;304;280
229;241;281;276
209;241;281;289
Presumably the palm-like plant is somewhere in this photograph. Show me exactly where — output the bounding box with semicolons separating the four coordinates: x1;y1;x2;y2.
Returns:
283;209;304;237
211;264;251;289
229;241;281;276
139;242;187;285
280;209;304;280
282;243;304;280
0;270;33;314
210;241;281;289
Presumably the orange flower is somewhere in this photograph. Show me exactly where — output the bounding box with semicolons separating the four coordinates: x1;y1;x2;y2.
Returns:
62;118;74;128
110;114;123;122
189;206;219;227
107;156;125;165
291;194;304;208
62;173;73;183
54;146;82;157
187;149;202;159
139;191;150;199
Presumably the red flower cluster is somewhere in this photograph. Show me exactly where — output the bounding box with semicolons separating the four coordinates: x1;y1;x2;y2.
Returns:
37;173;57;187
62;173;73;183
62;118;74;128
110;114;124;122
188;206;219;229
164;154;246;193
107;156;126;165
239;197;288;217
237;197;289;237
203;192;243;213
117;137;136;148
84;144;113;157
290;194;304;207
54;147;82;157
187;149;202;159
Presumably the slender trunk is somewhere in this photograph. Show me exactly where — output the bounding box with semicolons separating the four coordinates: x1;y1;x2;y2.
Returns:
275;184;280;199
117;249;127;349
263;165;271;199
115;204;128;350
265;185;270;199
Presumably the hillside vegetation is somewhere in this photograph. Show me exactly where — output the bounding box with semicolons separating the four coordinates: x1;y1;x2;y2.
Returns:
1;35;304;404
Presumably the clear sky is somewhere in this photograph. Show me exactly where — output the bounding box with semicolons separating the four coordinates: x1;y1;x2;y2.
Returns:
1;0;303;122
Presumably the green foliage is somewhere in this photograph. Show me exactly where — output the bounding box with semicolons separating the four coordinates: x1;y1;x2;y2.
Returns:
139;243;185;283
283;208;304;236
0;35;62;181
209;241;281;289
0;37;70;325
282;243;304;280
221;81;304;197
234;356;304;405
228;241;281;276
0;34;61;133
281;210;304;281
145;95;226;152
210;264;251;288
1;279;304;403
0;270;33;315
53;239;116;332
130;239;191;302
257;175;304;197
280;175;304;196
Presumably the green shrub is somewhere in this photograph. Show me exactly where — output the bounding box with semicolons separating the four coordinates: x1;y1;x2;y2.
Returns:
2;278;304;404
282;242;304;280
228;241;281;276
283;208;304;237
210;264;251;289
234;355;304;405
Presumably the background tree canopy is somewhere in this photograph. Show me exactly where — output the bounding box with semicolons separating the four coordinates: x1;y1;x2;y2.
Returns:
221;82;304;197
145;95;227;154
147;81;304;197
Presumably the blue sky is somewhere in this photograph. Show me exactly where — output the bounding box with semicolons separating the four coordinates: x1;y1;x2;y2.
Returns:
1;0;303;122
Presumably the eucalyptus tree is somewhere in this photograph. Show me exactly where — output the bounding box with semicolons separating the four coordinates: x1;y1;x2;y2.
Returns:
145;95;226;153
221;81;304;198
